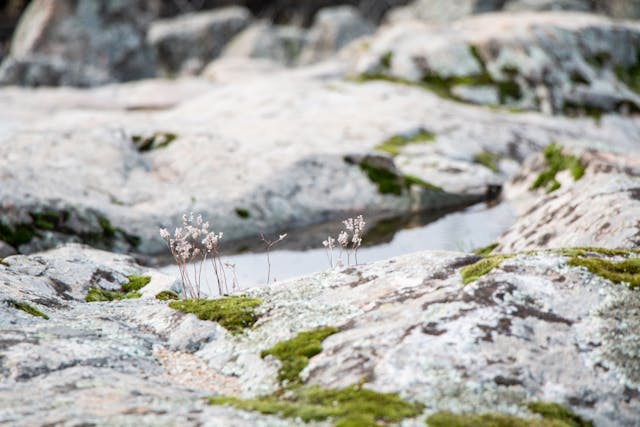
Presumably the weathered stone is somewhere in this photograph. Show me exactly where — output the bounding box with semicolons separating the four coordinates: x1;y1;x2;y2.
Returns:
1;244;638;425
299;6;375;65
356;12;640;114
148;6;252;76
0;0;158;87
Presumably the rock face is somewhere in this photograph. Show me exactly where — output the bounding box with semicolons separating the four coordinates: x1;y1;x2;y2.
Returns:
1;244;638;425
353;12;640;114
0;0;158;87
2;67;638;256
496;149;640;252
148;6;252;76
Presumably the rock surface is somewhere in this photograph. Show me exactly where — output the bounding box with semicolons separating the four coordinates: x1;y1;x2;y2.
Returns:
354;12;640;114
1;244;638;426
148;6;252;76
0;0;158;87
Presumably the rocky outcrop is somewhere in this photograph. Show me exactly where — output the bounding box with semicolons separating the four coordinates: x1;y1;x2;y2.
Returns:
2;67;638;255
496;149;640;252
148;6;252;76
1;244;638;425
0;0;158;87
353;12;640;115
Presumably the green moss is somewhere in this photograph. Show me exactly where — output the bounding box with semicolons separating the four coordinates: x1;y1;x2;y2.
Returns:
375;130;435;156
155;290;179;301
261;327;338;385
530;144;585;193
0;221;35;247
235;208;250;219
85;275;149;302
169;296;262;334
358;160;405;195
122;275;151;293
98;216;116;238
562;101;604;122
555;247;640;257
404;175;443;191
132;132;177;152
497;80;522;103
473;243;499;256
526;402;593;427
567;257;640;290
614;50;640;94
381;51;393;69
460;255;511;284
209;383;424;427
473;151;501;173
29;210;64;231
8;300;49;319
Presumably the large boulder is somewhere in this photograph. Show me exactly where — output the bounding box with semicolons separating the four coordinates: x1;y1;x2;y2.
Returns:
1;244;639;425
299;6;375;64
0;0;158;87
148;6;252;76
353;12;640;115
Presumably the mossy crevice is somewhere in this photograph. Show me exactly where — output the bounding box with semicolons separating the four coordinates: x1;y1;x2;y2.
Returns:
530;144;585;193
567;257;640;290
426;401;592;427
614;51;640;94
460;255;512;284
261;326;338;386
7;300;49;319
168;296;262;334
235;208;250;219
473;242;499;256
85;275;151;302
473;151;501;173
209;383;425;427
347;157;442;196
375;129;435;156
132;132;177;152
155;290;179;301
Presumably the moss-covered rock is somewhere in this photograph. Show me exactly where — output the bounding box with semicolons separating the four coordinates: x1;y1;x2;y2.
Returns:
375;129;435;156
473;151;501;173
473;242;499;256
567;256;640;290
131;132;177;152
530;144;585;193
168;296;262;334
155;290;179;301
261;326;338;386
209;383;424;427
7;300;49;319
459;255;511;284
85;275;150;302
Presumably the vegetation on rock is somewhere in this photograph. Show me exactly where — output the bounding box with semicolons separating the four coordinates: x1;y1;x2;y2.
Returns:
530;144;585;193
85;275;150;302
460;255;511;284
168;296;261;334
473;151;501;173
8;300;49;319
473;242;499;256
261;326;338;385
567;256;640;290
209;383;424;427
375;129;435;156
155;290;179;301
131;132;177;152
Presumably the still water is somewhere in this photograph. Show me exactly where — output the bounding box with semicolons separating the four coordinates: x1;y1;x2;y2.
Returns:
159;202;516;293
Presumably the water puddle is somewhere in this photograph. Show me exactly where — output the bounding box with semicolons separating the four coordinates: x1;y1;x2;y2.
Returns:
158;202;516;294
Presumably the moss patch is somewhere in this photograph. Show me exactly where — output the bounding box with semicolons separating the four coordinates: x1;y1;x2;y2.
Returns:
235;208;250;219
614;51;640;94
209;383;424;427
460;255;511;284
132;132;177;152
261;327;338;386
555;247;640;258
375;129;435;156
169;296;262;334
85;275;150;302
526;402;593;427
473;151;501;173
567;257;640;290
473;243;499;256
530;144;585;193
155;290;179;301
8;300;49;319
0;221;36;247
357;160;405;195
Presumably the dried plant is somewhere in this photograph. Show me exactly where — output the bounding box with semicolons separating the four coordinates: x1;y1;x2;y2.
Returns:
260;233;288;285
323;215;366;268
160;212;228;298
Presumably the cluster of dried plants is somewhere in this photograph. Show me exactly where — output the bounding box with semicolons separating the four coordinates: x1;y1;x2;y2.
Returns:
323;215;366;268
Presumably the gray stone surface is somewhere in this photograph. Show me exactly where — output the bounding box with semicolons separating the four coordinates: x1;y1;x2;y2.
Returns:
148;6;252;76
357;12;640;114
0;0;158;87
497;150;640;252
1;244;638;425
